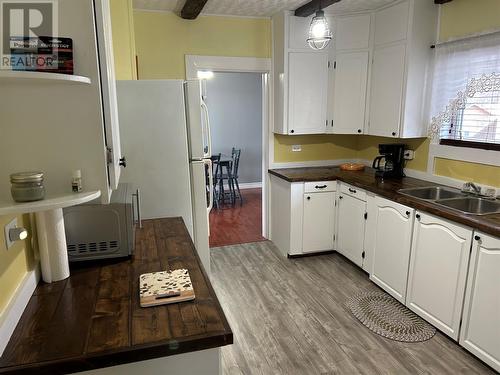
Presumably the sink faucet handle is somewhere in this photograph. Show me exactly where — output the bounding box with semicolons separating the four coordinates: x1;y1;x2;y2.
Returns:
462;182;482;194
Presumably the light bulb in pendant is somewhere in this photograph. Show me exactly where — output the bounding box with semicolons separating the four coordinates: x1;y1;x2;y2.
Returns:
307;10;332;50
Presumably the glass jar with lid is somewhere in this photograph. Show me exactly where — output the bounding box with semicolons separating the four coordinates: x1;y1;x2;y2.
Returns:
10;172;45;202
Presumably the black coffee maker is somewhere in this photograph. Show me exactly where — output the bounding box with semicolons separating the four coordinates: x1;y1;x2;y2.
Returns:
372;144;406;179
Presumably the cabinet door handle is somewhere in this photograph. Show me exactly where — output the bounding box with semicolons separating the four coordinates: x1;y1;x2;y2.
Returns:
474;235;481;241
119;156;127;168
290;130;295;134
406;211;410;216
348;188;357;193
392;132;397;136
357;129;362;134
339;195;343;200
416;214;421;220
315;185;327;189
307;196;311;201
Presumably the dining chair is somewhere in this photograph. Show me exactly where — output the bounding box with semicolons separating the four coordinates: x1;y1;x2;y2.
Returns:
229;148;243;205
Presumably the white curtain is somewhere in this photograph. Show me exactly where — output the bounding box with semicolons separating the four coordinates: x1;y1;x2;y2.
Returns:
428;31;500;140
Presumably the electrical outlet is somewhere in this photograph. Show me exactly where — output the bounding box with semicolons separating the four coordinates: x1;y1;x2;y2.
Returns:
404;149;415;160
4;217;17;249
292;145;302;152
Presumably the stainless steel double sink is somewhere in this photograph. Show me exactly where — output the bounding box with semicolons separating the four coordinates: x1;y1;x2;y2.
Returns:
398;186;500;216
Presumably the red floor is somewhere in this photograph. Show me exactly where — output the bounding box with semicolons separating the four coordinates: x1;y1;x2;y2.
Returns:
209;188;266;248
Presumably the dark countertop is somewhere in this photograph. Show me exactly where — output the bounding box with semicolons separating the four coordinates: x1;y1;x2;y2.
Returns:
0;218;233;375
269;167;500;238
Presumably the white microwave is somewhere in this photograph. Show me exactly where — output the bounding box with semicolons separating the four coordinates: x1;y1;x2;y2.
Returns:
63;183;141;262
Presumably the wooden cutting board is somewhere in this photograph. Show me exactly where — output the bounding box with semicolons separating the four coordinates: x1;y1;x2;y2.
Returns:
139;269;195;307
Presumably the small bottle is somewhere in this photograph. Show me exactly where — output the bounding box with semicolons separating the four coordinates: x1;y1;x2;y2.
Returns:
72;170;82;192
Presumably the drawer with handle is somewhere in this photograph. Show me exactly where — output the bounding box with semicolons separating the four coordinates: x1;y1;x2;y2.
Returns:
304;181;336;193
340;183;366;201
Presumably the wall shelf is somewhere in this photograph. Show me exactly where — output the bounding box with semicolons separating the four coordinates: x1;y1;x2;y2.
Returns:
0;190;101;215
0;71;91;85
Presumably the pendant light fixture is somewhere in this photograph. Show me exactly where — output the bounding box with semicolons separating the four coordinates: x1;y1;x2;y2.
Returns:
306;1;332;50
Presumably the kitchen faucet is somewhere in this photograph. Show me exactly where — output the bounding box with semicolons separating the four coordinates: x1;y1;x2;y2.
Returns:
462;182;482;195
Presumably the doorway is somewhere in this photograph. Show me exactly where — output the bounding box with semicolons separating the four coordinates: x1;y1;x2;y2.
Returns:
204;72;265;247
185;55;272;248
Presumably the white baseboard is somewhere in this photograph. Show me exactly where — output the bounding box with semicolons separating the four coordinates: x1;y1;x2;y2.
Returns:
239;182;262;189
0;266;40;356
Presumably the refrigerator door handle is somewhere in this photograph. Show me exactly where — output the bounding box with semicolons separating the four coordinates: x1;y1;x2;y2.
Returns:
204;159;214;214
201;101;212;159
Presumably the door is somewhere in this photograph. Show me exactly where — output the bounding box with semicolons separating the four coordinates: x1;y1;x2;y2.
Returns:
302;192;335;253
288;52;329;135
370;197;414;303
460;232;500;372
332;51;369;134
94;0;122;190
185;80;211;160
406;212;472;340
369;42;406;138
337;194;366;267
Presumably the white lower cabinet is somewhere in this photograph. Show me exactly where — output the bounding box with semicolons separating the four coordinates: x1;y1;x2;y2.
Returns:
406;212;472;340
337;187;367;268
460;232;500;372
270;177;335;256
302;191;335;253
370;197;414;303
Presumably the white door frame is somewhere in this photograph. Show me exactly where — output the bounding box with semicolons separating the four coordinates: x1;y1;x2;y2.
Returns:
185;55;273;238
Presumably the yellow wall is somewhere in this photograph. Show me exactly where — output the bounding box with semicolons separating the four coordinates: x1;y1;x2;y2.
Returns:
356;136;430;172
110;0;137;80
133;11;271;79
439;0;500;41
274;134;358;163
0;215;35;316
434;158;500;187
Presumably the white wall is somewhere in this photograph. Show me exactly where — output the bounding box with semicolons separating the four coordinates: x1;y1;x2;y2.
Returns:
205;72;263;184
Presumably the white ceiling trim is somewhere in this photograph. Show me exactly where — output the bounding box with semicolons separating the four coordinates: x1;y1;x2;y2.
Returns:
133;0;398;18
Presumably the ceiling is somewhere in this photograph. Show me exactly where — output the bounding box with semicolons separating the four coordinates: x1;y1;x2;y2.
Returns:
133;0;398;17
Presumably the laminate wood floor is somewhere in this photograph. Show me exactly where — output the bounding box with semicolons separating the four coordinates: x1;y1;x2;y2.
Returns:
210;241;496;375
210;188;266;248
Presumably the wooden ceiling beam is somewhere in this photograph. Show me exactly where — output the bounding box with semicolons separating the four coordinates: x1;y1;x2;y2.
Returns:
434;0;453;4
294;0;342;17
181;0;209;20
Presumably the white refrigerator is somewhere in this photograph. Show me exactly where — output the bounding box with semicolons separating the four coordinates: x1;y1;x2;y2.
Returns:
116;80;214;273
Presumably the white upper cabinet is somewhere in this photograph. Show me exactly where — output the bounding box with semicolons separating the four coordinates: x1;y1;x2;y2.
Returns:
369;43;406;137
332;51;369;134
335;14;371;51
288;52;329;134
288;15;313;50
368;0;438;138
273;12;330;135
370;197;414;303
460;232;500;373
406;212;472;340
374;0;409;46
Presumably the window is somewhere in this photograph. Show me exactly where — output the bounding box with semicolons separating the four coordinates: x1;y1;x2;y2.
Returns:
429;31;500;150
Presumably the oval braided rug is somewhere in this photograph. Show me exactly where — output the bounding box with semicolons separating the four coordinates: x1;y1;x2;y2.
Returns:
346;291;436;343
